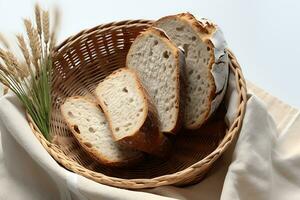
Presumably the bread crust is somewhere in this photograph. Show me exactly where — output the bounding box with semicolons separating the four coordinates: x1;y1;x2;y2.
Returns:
61;96;143;167
95;68;170;156
155;13;229;130
126;27;183;134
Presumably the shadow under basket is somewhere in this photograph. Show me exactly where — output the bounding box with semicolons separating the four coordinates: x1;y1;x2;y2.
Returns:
27;20;247;189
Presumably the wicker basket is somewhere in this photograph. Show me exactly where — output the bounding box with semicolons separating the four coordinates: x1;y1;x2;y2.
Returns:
27;20;247;189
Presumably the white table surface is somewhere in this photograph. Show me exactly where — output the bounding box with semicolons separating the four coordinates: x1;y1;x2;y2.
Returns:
0;0;299;108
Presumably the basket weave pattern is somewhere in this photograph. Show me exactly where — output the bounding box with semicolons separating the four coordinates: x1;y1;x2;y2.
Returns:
27;20;247;189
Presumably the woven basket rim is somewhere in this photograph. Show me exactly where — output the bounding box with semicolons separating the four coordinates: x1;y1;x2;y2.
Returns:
27;19;247;189
54;19;154;54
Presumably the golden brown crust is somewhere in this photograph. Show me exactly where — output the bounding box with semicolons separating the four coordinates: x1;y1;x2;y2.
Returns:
126;27;182;134
61;96;143;167
95;68;170;156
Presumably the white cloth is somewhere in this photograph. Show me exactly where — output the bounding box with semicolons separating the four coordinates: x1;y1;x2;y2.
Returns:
0;85;300;200
221;97;300;200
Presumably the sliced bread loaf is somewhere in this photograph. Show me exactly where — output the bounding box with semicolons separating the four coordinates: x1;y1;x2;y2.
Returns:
126;27;185;134
95;68;169;156
155;13;229;129
61;96;143;166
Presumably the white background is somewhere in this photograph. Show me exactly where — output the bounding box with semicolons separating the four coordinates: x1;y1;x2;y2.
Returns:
0;0;299;108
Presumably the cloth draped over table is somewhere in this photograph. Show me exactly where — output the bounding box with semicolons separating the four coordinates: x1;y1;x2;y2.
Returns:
0;70;299;199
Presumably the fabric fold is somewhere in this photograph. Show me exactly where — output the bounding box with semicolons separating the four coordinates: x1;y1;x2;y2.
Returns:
1;88;300;199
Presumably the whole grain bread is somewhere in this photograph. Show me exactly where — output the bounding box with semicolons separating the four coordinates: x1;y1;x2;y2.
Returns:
95;68;170;156
61;96;143;166
127;27;185;134
155;13;229;130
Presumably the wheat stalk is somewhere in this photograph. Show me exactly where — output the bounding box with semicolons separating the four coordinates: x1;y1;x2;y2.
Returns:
0;4;57;140
49;6;60;51
24;19;41;73
0;56;18;81
5;51;20;71
35;4;42;37
1;50;28;80
0;76;8;88
0;33;10;49
0;48;15;73
33;28;42;60
0;75;9;94
6;51;20;68
0;48;8;62
6;51;29;79
17;34;31;68
0;64;9;85
43;11;50;45
19;62;30;78
0;48;5;61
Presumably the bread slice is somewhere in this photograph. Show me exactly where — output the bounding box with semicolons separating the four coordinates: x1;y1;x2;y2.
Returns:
95;68;169;155
155;13;229;129
61;96;143;166
126;27;185;134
